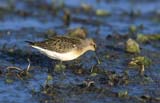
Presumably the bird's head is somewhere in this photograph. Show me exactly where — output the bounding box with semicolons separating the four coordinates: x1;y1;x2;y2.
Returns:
84;38;96;51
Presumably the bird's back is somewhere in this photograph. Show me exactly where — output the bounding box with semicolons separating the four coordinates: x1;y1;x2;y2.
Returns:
27;36;81;53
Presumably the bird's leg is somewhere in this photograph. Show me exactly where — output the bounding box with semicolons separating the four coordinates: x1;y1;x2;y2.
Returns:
59;61;63;68
59;61;66;75
59;61;66;70
47;61;55;73
73;57;81;65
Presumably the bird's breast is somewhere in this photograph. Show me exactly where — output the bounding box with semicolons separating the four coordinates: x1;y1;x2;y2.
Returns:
31;45;83;61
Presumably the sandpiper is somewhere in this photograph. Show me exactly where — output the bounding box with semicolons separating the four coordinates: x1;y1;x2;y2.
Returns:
26;36;96;61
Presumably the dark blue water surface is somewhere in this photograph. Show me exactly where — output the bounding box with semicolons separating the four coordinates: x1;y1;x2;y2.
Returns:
0;0;160;103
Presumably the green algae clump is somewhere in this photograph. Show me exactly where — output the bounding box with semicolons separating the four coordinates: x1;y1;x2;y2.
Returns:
129;56;151;66
96;9;110;16
125;38;140;53
137;34;160;43
128;56;152;75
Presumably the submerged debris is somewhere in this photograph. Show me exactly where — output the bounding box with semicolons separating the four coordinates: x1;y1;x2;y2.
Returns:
0;68;2;75
128;56;152;67
81;3;92;12
137;34;160;43
118;90;128;98
96;9;110;16
63;9;71;26
45;74;53;85
128;56;152;75
40;84;57;97
83;79;95;87
102;70;130;86
0;0;160;103
6;58;31;81
125;38;140;53
44;29;57;38
67;27;87;38
129;25;137;33
138;95;160;103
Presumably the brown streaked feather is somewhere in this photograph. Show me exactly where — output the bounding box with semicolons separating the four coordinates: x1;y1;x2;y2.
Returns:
29;36;82;53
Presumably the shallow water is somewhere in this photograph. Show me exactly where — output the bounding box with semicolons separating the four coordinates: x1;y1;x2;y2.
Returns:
0;0;160;103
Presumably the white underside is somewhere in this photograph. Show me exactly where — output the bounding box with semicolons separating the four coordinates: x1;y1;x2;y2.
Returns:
31;46;80;61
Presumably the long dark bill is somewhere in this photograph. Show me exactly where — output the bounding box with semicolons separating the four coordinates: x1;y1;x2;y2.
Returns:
94;51;101;65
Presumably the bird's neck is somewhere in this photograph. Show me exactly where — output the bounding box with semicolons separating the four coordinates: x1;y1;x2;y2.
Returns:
81;46;91;54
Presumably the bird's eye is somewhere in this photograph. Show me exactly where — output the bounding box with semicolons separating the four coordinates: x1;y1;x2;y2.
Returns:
93;44;96;48
90;42;96;48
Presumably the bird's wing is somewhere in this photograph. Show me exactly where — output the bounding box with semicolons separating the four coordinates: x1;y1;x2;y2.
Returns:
27;36;81;53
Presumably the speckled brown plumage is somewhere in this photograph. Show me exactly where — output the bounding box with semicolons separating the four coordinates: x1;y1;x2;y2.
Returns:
28;36;82;53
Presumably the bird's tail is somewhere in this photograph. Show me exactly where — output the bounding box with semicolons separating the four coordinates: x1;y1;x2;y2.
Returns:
25;41;35;45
